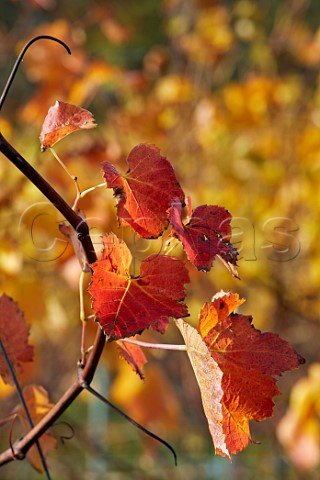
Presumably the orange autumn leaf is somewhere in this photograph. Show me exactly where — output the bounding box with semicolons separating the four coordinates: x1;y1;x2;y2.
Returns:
0;294;34;385
40;100;96;151
176;291;304;458
16;385;56;473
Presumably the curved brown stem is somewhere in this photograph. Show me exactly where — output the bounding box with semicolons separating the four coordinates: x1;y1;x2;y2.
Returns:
0;34;176;472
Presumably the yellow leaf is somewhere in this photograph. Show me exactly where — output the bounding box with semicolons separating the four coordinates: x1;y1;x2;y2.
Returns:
17;385;56;473
277;363;320;471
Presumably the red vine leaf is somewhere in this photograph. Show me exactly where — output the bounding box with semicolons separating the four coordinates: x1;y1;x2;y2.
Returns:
89;233;189;340
0;294;34;385
117;340;147;379
176;291;304;458
40;101;96;151
168;200;238;275
16;385;57;473
102;144;185;238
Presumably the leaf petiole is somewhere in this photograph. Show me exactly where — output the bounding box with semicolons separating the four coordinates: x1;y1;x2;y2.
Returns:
49;147;77;182
72;183;105;211
119;338;187;352
79;270;87;323
79;270;91;366
49;147;81;204
76;183;105;199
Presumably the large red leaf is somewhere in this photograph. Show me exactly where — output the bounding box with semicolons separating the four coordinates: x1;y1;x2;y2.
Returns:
40;101;96;151
102;144;185;238
168;200;238;274
176;291;304;458
0;294;34;384
89;233;189;340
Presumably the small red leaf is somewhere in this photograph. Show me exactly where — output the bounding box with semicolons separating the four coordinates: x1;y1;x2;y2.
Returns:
0;294;34;385
40;101;96;151
102;144;185;238
89;233;189;340
117;340;147;379
168;201;238;273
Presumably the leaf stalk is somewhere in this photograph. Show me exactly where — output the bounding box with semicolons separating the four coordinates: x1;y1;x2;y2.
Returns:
120;338;188;351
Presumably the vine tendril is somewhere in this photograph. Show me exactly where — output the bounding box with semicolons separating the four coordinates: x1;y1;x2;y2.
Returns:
83;383;178;466
0;35;71;113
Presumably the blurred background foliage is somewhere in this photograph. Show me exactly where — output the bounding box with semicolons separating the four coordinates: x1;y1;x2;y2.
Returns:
0;0;320;478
